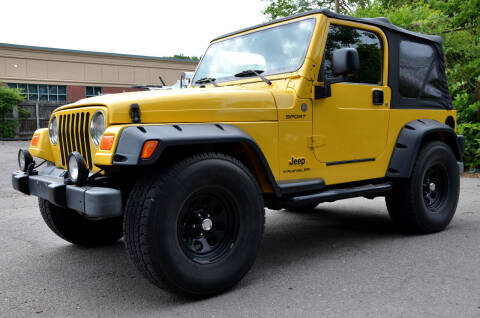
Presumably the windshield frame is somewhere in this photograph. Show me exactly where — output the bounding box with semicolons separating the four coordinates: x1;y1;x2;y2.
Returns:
192;17;317;86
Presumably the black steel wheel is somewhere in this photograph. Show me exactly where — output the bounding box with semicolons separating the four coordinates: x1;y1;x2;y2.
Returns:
422;165;448;210
178;190;239;264
386;141;460;234
124;153;265;298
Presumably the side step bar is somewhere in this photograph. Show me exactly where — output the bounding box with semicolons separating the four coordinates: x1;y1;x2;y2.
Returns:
282;183;393;205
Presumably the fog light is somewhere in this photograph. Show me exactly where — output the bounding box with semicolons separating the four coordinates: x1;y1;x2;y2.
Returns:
67;152;89;185
18;149;34;172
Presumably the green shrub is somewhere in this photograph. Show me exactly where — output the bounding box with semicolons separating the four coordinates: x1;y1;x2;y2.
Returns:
457;123;480;171
0;120;19;138
452;93;480;125
0;83;27;138
449;81;480;124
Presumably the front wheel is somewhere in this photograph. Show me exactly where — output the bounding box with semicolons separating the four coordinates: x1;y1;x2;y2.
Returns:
124;153;265;298
39;199;123;247
386;141;460;234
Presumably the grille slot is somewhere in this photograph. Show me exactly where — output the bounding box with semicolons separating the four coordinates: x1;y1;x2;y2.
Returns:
58;112;93;170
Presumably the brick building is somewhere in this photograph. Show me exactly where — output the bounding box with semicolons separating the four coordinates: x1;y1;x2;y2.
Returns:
0;42;198;137
0;42;198;103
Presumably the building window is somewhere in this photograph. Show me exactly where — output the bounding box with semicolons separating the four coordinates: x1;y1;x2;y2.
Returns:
6;83;67;102
86;86;102;97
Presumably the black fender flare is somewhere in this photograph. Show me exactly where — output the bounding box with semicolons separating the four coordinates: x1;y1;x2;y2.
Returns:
112;123;282;196
386;119;464;179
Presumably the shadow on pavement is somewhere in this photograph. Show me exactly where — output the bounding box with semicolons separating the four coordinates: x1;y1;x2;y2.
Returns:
36;205;402;305
256;205;402;268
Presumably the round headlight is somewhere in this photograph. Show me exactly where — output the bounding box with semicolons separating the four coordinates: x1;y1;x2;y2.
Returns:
67;152;88;185
49;116;58;145
90;111;105;147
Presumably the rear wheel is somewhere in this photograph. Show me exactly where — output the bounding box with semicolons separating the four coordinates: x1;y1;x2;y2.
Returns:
39;199;123;247
124;153;265;298
386;141;460;234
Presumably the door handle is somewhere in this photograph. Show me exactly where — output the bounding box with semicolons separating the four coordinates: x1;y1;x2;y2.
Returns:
372;89;384;105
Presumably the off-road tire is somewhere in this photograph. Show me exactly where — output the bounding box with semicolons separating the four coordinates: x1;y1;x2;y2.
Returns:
386;141;460;234
38;198;123;247
124;153;265;298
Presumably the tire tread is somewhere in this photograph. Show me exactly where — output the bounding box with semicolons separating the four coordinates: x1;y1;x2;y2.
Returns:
39;198;123;247
123;152;265;297
386;140;459;233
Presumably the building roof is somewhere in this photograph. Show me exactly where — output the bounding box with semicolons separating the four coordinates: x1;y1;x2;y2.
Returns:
212;9;442;44
0;42;198;63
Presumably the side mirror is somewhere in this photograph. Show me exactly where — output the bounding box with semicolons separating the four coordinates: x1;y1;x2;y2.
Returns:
332;48;360;76
315;48;360;99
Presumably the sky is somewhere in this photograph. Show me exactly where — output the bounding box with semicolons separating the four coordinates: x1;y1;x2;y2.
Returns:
1;0;268;58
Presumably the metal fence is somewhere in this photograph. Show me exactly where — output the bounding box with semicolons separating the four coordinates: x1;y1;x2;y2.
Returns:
6;101;60;138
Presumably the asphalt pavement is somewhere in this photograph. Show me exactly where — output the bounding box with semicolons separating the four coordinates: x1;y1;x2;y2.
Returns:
1;141;479;318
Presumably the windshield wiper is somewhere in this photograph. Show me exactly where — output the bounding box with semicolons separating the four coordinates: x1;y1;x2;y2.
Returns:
195;77;218;87
234;69;272;85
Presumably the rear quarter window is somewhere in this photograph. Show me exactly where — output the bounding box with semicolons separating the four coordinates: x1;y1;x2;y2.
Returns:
399;41;442;99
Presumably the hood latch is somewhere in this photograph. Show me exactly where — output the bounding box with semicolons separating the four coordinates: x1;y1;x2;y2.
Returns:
130;103;141;124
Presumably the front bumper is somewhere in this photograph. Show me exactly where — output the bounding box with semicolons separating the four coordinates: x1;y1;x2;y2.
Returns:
12;166;122;219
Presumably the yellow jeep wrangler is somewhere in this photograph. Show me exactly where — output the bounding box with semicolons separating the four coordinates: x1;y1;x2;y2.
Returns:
12;9;464;297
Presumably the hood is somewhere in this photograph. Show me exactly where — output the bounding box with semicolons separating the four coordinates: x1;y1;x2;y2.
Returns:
56;86;277;124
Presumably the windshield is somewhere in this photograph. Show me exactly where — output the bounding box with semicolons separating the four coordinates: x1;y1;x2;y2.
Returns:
193;18;316;85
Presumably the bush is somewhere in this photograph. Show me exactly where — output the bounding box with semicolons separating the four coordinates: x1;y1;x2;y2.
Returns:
0;120;19;138
0;83;27;138
457;123;480;171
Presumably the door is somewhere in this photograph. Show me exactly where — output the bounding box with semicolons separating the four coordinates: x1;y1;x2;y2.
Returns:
312;21;390;165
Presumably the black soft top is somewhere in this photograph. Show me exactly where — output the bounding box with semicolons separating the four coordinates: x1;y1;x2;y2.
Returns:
212;9;441;44
213;9;452;110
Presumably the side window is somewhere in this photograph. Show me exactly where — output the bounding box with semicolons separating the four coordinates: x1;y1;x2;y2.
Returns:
399;41;441;100
319;24;383;85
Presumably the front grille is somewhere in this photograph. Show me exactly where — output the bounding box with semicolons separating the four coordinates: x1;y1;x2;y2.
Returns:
58;112;93;169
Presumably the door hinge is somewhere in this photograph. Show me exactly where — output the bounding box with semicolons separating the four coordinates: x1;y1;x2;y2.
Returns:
307;135;325;149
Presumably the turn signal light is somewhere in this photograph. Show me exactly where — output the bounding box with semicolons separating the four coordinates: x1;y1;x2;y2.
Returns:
141;140;159;159
99;134;115;150
31;134;40;147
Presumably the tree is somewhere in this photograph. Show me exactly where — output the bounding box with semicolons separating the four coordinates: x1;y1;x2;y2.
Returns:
166;54;200;61
262;0;373;20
